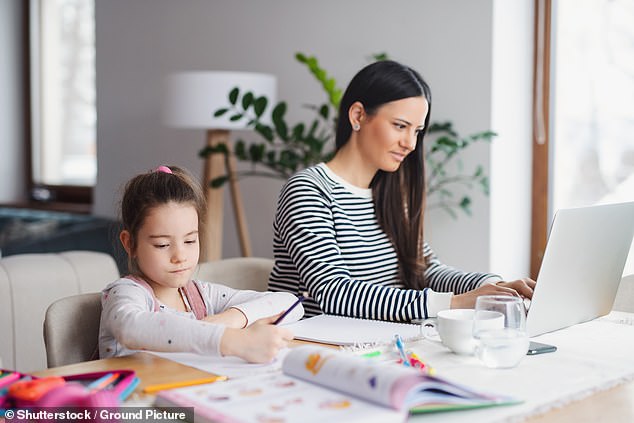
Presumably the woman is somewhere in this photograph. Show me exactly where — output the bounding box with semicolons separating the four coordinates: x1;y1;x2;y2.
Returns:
269;60;534;321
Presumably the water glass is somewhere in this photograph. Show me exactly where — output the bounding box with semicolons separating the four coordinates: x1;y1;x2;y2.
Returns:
473;295;529;368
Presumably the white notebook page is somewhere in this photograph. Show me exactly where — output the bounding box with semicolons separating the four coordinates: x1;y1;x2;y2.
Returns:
283;314;422;346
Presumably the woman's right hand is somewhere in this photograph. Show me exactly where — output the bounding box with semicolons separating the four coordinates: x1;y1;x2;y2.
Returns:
219;314;294;363
450;283;522;309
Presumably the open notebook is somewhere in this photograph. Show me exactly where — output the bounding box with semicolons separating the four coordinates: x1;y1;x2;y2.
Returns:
283;314;421;346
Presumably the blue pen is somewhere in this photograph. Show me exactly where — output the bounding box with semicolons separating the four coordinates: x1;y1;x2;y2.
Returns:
273;292;308;325
394;334;410;367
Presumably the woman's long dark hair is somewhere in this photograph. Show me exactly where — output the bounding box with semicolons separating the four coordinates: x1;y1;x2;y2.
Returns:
335;60;432;290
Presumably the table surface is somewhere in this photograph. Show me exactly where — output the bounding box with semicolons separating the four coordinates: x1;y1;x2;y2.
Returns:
32;348;634;423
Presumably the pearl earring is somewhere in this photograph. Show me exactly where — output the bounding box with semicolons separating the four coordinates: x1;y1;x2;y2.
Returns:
352;124;360;131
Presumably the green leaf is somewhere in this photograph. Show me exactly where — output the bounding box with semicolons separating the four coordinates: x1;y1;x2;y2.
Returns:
228;87;239;105
437;136;459;149
234;141;247;160
198;143;228;157
229;114;242;122
272;102;287;121
266;151;276;165
210;175;229;188
372;52;389;61
242;92;254;109
331;90;343;108
480;176;490;195
254;124;274;142
295;52;307;63
253;97;268;117
249;144;265;162
292;123;305;140
307;120;318;138
319;104;329;120
459;197;472;215
214;108;228;117
280;149;300;171
274;117;288;141
271;102;288;140
428;121;458;137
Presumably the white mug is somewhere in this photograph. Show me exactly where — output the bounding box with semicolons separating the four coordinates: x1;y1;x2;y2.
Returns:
423;309;504;355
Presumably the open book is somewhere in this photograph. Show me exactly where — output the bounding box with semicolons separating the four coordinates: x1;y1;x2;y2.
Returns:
155;345;520;423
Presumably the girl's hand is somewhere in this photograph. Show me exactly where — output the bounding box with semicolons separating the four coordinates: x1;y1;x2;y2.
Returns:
203;307;248;328
219;314;294;363
450;278;536;309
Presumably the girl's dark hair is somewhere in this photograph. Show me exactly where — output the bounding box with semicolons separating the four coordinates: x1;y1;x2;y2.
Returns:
119;165;206;274
335;60;432;290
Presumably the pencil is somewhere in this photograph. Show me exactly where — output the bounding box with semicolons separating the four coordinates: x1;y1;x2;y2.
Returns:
273;292;308;325
142;375;228;394
87;373;119;391
394;334;411;367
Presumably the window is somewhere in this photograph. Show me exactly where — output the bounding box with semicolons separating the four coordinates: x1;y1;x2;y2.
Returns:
532;0;634;276
552;0;634;211
29;0;96;204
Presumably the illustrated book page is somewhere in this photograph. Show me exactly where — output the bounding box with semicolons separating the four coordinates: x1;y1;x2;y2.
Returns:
155;346;519;422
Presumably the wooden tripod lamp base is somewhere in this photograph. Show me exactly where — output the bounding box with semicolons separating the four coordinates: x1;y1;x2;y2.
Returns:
202;129;252;262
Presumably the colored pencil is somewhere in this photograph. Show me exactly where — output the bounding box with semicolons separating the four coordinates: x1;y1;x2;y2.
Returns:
143;375;228;394
273;292;307;325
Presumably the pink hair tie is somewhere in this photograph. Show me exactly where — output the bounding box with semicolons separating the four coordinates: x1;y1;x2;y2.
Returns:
155;165;173;174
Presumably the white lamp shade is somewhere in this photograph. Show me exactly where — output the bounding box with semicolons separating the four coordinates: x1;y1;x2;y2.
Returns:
163;71;277;129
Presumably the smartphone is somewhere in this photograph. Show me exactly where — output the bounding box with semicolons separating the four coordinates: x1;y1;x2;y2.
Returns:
527;341;557;355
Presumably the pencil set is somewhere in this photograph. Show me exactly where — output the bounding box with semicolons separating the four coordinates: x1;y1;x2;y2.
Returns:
0;368;139;414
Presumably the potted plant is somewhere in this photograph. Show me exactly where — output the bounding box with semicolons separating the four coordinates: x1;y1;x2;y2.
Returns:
202;53;495;218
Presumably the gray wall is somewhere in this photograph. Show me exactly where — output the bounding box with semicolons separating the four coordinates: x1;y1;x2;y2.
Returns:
0;0;533;275
0;0;26;202
94;0;510;272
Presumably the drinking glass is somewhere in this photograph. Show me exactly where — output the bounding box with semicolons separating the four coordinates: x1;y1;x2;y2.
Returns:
473;295;529;368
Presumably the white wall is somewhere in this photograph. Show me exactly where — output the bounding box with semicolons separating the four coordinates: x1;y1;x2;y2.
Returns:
0;0;26;202
93;0;532;275
490;0;534;279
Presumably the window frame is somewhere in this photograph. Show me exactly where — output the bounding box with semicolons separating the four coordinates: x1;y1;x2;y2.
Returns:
530;0;553;279
25;0;94;211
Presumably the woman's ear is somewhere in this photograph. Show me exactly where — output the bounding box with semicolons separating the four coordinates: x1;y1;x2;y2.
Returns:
348;101;366;129
120;230;133;256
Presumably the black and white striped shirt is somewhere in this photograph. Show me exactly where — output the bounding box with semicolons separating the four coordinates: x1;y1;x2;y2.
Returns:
269;163;500;321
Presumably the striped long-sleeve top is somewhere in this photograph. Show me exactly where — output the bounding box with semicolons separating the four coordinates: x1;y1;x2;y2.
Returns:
268;163;501;321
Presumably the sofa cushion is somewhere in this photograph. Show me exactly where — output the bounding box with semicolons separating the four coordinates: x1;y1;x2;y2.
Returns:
0;251;119;372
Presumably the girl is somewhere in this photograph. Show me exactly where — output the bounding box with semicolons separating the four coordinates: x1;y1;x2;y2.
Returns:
269;60;535;321
99;165;302;363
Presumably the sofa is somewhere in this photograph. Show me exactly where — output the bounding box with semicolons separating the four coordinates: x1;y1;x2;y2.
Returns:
1;250;275;372
0;251;119;372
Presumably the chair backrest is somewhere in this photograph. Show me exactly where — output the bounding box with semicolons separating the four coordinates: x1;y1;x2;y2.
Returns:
613;274;634;312
0;251;119;372
195;257;274;291
43;293;102;368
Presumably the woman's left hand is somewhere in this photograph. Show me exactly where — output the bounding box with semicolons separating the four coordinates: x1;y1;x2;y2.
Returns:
450;278;536;309
495;278;536;299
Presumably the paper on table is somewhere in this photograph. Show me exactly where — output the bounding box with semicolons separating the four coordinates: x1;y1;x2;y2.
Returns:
282;314;422;346
149;349;290;379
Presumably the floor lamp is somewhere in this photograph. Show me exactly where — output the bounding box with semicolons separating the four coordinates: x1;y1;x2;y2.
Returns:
163;71;277;262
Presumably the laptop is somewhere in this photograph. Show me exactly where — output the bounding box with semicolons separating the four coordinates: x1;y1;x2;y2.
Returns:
526;201;634;337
